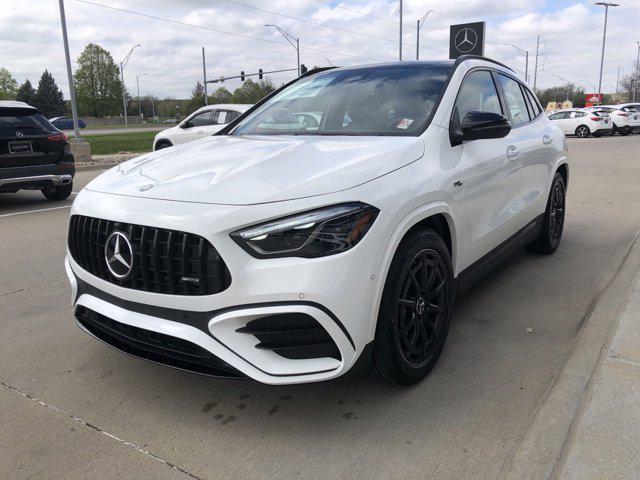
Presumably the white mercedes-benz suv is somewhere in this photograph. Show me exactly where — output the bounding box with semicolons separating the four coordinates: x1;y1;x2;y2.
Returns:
66;56;568;385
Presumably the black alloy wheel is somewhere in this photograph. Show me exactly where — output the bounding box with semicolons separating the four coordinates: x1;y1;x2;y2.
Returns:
525;172;566;255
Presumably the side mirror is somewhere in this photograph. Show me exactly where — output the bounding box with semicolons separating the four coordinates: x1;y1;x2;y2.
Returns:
180;121;192;129
450;110;511;147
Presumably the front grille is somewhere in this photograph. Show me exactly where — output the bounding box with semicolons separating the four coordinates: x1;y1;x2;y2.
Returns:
76;306;244;378
68;215;231;296
236;313;341;360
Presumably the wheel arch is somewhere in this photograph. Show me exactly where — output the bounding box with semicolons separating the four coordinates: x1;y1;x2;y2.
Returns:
153;138;173;150
366;203;459;341
556;162;569;189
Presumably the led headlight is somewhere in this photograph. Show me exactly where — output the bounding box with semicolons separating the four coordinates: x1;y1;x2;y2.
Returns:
231;202;379;258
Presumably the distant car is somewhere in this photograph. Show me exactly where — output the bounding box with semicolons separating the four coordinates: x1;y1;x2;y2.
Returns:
49;116;86;130
163;118;178;124
615;103;640;134
1;101;75;200
584;106;632;135
547;109;612;137
153;104;252;150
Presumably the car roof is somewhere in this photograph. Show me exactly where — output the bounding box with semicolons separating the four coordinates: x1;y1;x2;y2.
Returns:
193;104;252;114
0;100;37;110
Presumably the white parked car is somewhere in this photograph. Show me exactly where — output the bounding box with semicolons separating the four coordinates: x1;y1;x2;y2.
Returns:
547;109;612;137
615;103;640;134
67;57;568;385
153;104;252;150
584;105;632;135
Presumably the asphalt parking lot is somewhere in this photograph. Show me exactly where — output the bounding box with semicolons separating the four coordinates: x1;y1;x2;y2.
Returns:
2;135;640;480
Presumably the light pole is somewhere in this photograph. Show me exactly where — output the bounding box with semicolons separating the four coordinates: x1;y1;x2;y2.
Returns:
57;0;81;141
505;43;529;82
553;74;571;101
324;57;333;66
120;43;140;126
533;35;546;91
136;73;148;121
581;79;596;93
416;10;434;60
634;41;639;101
595;2;619;106
399;0;403;61
265;24;300;76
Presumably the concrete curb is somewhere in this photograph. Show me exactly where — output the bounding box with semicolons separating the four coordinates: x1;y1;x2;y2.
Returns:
504;231;640;480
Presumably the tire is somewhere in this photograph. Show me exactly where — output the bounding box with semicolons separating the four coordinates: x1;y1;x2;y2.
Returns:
632;127;640;135
367;228;454;385
154;140;172;150
42;182;73;201
525;172;566;255
593;132;602;138
575;125;590;138
620;127;630;136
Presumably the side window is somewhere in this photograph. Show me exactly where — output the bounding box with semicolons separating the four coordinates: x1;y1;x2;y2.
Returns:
226;110;241;122
548;113;561;120
496;74;532;125
188;111;212;127
454;70;502;120
212;110;231;125
524;87;542;117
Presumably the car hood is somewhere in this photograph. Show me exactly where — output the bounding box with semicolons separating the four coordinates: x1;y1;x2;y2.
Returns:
85;134;424;205
155;125;180;137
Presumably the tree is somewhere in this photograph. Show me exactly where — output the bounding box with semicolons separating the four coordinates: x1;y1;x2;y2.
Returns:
15;79;37;105
232;79;276;104
0;67;18;100
208;86;233;104
621;71;637;103
74;43;123;117
187;81;205;113
33;70;65;117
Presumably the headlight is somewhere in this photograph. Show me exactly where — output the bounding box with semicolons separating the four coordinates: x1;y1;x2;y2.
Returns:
231;202;379;258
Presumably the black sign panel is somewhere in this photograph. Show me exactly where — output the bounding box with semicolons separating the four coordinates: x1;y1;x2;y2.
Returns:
449;22;485;59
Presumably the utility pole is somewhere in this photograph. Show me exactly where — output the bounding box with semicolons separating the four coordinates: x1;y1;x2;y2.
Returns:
147;92;155;122
616;65;621;101
595;2;619;105
120;44;140;126
634;42;639;101
505;43;529;82
533;35;541;90
202;47;208;105
399;0;403;61
266;24;300;76
136;73;147;120
416;10;434;60
57;0;80;140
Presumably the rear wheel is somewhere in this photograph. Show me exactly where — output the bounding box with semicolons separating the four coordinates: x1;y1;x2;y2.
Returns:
619;127;630;136
525;172;565;255
368;229;454;385
42;182;73;201
632;127;640;135
575;125;590;138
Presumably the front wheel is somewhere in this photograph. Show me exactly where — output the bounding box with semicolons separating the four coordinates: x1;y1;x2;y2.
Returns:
368;229;454;385
575;125;590;138
619;127;630;136
42;182;73;201
525;172;566;255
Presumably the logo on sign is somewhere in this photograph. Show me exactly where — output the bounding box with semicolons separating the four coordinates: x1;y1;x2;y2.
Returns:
454;28;478;54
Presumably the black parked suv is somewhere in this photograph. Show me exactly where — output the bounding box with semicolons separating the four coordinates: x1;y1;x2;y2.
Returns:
0;101;75;200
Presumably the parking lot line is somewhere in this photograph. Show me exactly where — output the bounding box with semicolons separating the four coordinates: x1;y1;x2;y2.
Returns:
0;205;71;218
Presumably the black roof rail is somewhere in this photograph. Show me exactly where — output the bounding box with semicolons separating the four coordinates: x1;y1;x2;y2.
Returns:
453;55;515;73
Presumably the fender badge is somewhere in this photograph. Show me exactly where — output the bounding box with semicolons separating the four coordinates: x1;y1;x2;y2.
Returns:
139;184;154;191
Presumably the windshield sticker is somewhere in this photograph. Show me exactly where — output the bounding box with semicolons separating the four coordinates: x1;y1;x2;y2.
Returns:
396;118;414;129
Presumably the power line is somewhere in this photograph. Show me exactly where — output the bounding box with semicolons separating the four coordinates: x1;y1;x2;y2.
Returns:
221;0;444;51
75;0;381;62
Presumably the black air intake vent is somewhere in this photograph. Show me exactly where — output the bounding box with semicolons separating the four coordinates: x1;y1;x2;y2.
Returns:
68;215;231;296
236;313;341;360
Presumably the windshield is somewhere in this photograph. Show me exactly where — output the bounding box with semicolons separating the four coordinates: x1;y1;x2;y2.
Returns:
232;65;452;136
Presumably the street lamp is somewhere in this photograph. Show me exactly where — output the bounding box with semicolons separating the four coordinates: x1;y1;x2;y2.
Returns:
634;41;639;101
265;24;300;76
416;10;434;60
581;79;596;91
504;43;529;82
120;43;140;126
553;74;571;101
146;92;155;122
136;73;148;121
594;2;619;105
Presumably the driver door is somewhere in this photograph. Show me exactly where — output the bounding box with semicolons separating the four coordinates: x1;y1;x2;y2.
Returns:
179;110;213;143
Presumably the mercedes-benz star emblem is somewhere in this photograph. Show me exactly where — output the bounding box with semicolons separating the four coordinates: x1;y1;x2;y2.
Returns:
15;131;23;137
104;231;134;279
415;297;426;316
454;28;478;54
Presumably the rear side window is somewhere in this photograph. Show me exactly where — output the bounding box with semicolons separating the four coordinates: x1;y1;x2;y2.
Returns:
523;87;542;117
226;110;241;122
455;70;502;120
496;74;531;125
0;109;54;136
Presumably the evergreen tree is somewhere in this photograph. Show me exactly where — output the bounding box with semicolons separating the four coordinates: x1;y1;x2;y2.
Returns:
16;79;37;106
74;43;123;117
33;70;65;117
0;67;18;100
187;81;205;113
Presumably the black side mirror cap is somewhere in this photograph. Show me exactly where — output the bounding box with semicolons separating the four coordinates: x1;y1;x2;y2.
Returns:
450;110;511;147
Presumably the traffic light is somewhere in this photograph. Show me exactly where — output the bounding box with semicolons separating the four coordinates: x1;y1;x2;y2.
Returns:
258;68;263;80
300;64;308;75
240;71;245;81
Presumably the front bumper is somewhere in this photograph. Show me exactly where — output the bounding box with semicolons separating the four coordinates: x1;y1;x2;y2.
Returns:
66;190;388;384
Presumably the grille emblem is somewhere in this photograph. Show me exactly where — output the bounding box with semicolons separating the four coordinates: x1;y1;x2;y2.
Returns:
15;131;24;137
104;231;134;279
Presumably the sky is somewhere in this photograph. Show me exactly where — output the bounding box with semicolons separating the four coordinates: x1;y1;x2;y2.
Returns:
1;0;639;100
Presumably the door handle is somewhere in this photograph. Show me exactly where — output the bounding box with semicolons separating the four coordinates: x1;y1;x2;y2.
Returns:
506;145;519;159
196;130;205;134
543;135;553;145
